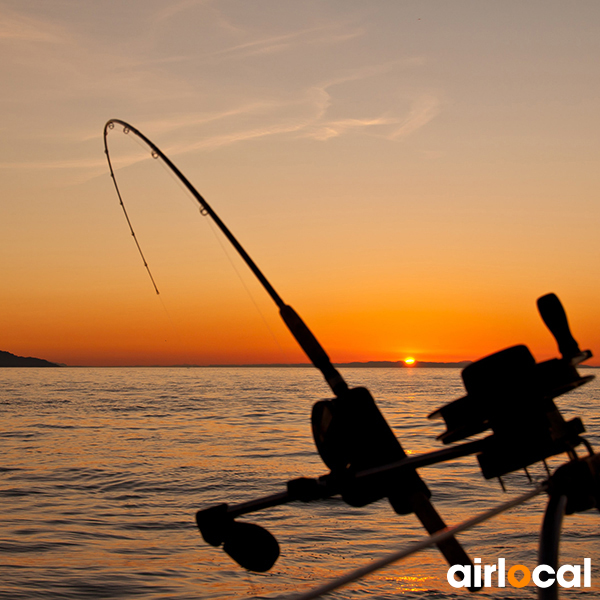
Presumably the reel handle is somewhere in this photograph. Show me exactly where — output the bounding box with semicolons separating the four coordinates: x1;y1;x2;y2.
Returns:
537;293;580;360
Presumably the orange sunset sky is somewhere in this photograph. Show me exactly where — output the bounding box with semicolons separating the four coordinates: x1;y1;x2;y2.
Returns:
1;1;599;367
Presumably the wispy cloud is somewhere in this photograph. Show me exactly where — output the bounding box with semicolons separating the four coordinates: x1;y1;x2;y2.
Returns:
151;0;245;36
151;0;211;24
0;157;106;170
0;2;439;180
0;8;65;43
207;22;363;60
18;61;441;174
138;101;289;136
170;121;308;152
389;95;441;139
296;61;439;141
305;116;401;141
150;67;440;154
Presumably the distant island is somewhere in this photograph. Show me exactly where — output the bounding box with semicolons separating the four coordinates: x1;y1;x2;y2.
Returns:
195;360;472;369
336;360;471;368
0;350;62;367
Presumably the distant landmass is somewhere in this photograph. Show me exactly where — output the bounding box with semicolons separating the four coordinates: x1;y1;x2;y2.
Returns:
337;360;471;368
0;350;62;367
198;360;472;369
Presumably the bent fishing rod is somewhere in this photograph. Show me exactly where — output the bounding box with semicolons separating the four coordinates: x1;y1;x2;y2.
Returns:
104;118;479;578
104;119;346;396
104;120;599;598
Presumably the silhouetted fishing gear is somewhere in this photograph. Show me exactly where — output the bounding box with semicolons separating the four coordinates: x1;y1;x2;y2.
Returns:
429;293;593;481
104;118;479;580
104;120;598;599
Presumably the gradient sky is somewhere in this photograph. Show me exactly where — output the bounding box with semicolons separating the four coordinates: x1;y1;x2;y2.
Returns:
1;0;599;366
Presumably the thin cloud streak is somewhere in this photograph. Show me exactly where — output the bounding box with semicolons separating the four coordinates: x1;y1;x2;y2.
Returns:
151;0;211;24
1;1;439;178
0;9;65;43
305;117;401;141
0;158;106;170
389;95;441;140
5;68;441;172
138;101;289;135
207;22;364;60
161;64;441;152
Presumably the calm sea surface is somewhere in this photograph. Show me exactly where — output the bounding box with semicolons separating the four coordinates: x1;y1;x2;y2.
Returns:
1;367;599;599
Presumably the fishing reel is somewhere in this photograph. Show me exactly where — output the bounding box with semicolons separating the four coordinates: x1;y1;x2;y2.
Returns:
312;387;430;512
429;293;593;480
311;386;478;585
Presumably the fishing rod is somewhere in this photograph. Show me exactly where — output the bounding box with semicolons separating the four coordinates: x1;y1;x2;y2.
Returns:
104;120;599;598
104;118;479;580
103;119;346;397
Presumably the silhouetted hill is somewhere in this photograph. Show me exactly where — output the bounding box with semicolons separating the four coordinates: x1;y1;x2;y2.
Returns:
0;350;61;367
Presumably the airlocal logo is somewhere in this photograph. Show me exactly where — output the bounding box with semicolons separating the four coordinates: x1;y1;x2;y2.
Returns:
448;558;592;589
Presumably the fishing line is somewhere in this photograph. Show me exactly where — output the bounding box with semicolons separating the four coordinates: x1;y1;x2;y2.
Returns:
154;151;289;360
104;122;160;295
156;154;288;358
105;118;347;408
202;216;289;362
104;120;296;365
282;484;547;600
104;125;196;353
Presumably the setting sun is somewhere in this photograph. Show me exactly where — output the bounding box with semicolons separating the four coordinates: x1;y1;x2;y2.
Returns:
404;357;416;366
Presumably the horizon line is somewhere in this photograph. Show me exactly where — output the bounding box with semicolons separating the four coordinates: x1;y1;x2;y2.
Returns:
43;359;474;368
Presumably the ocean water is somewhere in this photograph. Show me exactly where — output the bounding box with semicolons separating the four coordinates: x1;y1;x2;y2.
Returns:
1;367;599;599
